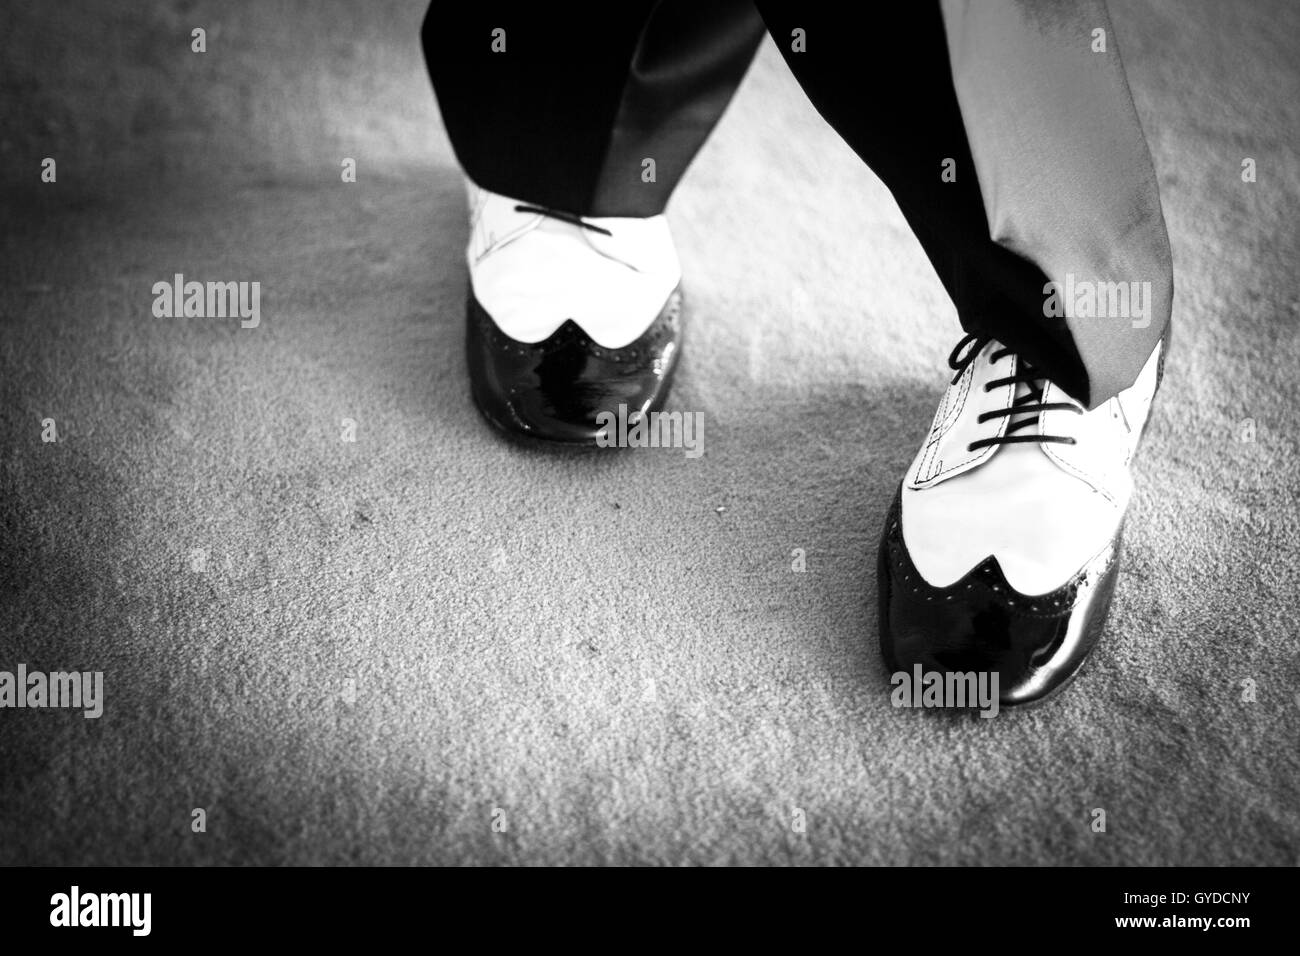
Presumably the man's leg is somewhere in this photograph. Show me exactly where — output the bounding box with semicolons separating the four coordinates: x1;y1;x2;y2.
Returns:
422;2;764;442
423;2;765;218
755;1;1174;706
754;0;1171;408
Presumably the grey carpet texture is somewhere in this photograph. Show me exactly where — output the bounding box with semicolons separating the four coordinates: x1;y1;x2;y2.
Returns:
2;0;1298;866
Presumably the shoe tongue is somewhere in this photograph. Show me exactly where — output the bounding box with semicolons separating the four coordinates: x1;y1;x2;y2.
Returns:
1004;357;1047;433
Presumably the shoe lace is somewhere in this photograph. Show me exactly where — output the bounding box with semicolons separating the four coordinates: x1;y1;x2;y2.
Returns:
947;333;1083;451
514;204;613;237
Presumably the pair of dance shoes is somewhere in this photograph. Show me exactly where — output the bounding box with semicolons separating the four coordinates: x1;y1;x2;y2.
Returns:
461;182;1163;707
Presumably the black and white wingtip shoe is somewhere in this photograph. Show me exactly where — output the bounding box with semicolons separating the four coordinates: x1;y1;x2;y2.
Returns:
461;181;685;445
878;333;1166;708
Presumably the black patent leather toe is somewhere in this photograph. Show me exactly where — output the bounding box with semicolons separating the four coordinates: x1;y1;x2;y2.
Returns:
877;486;1122;708
466;285;684;444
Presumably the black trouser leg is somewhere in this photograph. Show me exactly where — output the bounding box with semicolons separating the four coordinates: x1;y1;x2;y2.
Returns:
421;1;765;217
754;0;1172;407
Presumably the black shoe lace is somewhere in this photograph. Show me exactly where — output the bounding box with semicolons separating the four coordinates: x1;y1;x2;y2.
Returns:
947;333;1083;451
514;204;613;237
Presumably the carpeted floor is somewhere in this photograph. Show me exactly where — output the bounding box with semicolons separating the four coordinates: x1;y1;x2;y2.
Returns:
1;0;1297;865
